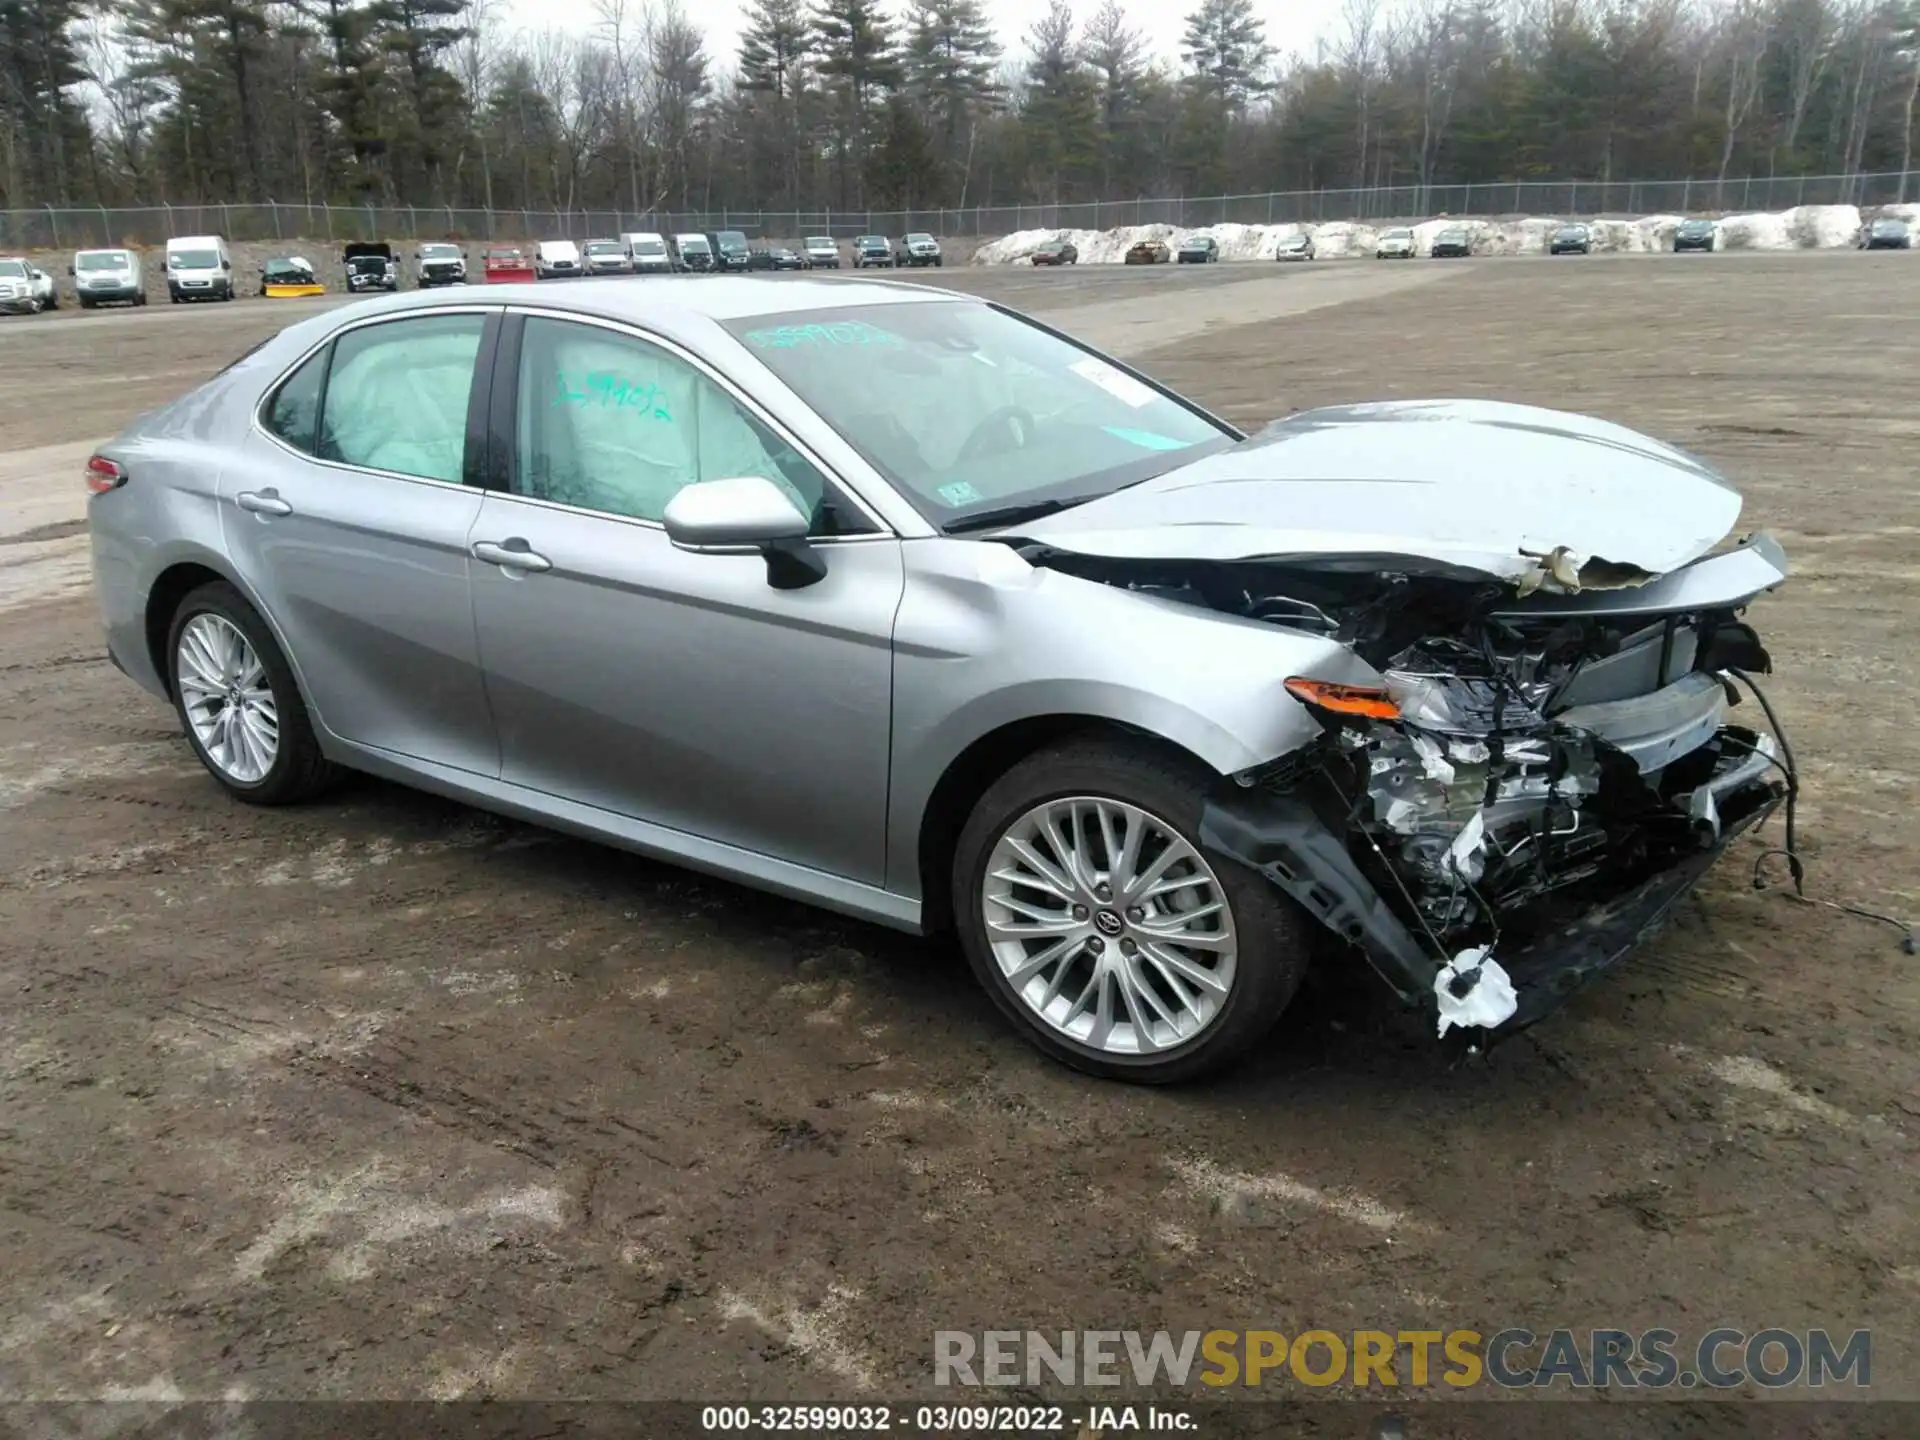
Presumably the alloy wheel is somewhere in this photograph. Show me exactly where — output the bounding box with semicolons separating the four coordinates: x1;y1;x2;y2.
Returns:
981;796;1238;1055
176;613;279;784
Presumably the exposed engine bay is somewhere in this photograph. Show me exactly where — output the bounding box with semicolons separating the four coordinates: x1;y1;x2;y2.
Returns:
1020;544;1792;1039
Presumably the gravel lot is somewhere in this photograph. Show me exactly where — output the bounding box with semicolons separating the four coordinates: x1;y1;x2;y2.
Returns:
2;252;1917;1421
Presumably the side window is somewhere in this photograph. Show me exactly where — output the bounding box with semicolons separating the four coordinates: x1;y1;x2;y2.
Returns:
317;313;484;483
263;344;328;454
514;316;863;533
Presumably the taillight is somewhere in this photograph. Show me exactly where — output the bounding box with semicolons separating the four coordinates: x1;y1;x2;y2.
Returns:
85;455;127;494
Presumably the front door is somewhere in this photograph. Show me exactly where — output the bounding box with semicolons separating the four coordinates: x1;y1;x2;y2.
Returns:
467;313;902;884
221;309;500;776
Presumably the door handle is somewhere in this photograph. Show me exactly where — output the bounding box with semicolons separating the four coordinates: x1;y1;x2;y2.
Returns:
236;490;293;516
472;539;552;573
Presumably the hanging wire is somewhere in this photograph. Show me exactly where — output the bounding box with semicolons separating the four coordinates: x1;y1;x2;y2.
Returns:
1728;668;1917;954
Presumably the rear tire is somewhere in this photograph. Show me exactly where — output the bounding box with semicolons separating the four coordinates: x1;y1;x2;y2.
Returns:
167;581;339;806
951;738;1312;1083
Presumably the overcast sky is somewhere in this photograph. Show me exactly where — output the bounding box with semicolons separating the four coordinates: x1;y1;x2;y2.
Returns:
501;0;1353;79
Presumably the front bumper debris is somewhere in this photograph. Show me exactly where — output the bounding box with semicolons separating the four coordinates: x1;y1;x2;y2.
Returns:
1201;722;1786;1044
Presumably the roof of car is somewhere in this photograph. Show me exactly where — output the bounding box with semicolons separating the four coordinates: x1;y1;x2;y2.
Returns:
322;275;972;328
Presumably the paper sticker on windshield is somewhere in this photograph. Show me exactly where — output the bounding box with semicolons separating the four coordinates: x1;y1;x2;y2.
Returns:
936;481;982;506
1070;358;1156;409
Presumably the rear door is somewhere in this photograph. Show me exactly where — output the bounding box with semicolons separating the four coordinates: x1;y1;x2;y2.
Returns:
220;307;502;776
466;310;903;883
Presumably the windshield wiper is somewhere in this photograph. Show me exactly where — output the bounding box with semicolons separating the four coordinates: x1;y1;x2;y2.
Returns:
943;495;1093;534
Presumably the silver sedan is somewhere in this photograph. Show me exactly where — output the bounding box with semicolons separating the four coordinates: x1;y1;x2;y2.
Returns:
87;279;1792;1081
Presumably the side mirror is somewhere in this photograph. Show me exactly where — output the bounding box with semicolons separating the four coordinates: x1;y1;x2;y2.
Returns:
67;265;75;276
662;476;823;589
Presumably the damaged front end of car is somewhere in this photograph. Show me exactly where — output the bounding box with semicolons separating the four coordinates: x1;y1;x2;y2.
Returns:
1027;533;1792;1046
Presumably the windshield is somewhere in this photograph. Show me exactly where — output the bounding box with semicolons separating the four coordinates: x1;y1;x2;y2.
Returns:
729;302;1234;528
716;231;748;250
1873;219;1906;232
171;250;219;269
679;237;710;253
860;237;886;248
266;261;309;276
587;242;621;255
634;239;666;254
421;244;460;258
807;237;833;248
77;252;130;271
0;260;27;278
907;234;934;244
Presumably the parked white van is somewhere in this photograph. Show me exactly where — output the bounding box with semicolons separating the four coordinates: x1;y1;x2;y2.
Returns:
621;232;674;274
673;233;714;271
164;236;235;302
72;248;146;307
534;240;581;278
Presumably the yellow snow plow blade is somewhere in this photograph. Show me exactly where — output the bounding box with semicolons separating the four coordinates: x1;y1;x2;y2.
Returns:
265;281;326;298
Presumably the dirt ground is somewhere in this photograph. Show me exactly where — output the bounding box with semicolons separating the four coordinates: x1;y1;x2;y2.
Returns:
1;253;1917;1418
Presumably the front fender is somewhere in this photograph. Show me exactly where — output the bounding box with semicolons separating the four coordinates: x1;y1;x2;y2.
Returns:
884;539;1377;897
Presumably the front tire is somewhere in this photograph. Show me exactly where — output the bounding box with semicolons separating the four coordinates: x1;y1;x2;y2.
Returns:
167;582;338;806
952;739;1312;1083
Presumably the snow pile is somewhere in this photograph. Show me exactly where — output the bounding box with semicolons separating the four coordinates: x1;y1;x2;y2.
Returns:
971;202;1899;264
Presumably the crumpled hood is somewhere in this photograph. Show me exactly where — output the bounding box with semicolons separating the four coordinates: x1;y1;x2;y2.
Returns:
1009;399;1744;592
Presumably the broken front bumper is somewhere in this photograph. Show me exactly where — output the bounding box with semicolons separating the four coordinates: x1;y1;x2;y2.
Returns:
1201;732;1785;1044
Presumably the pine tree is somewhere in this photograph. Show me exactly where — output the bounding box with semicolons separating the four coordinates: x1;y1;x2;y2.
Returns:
1020;0;1100;200
738;0;812;99
902;0;1000;197
812;0;900;204
1180;0;1271;110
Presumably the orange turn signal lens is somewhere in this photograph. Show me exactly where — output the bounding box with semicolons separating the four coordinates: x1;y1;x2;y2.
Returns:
1284;677;1401;720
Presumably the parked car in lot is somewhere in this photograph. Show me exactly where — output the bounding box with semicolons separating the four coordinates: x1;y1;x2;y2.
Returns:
415;243;468;287
0;255;58;313
854;235;894;268
767;247;807;271
343;242;398;293
1673;218;1718;253
1550;223;1594;255
84;278;1795;1082
482;246;535;284
712;230;754;272
1031;237;1079;266
1177;234;1219;264
165;235;235;301
1430;226;1472;258
898;233;943;267
1124;238;1171;264
72;248;146;307
623;233;675;273
804;236;841;268
261;257;325;298
583;240;630;276
1273;232;1314;261
535;240;582;278
1375;227;1416;259
1860;216;1914;250
674;234;715;272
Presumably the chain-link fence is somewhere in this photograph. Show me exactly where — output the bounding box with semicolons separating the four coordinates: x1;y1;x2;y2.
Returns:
4;172;1915;251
